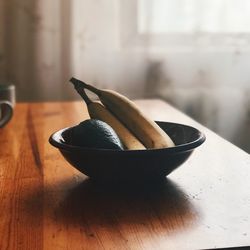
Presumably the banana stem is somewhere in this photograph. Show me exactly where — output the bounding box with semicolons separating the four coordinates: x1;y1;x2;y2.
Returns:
70;78;92;105
70;77;100;95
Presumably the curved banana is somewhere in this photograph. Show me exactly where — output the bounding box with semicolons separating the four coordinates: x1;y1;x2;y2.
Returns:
70;79;145;150
70;78;175;149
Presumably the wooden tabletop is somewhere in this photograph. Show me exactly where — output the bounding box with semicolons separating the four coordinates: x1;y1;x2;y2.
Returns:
0;100;249;250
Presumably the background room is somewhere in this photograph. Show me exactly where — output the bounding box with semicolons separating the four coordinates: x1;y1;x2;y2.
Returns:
0;0;249;152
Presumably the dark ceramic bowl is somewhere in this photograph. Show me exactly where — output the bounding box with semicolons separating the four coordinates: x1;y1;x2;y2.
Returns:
49;121;205;181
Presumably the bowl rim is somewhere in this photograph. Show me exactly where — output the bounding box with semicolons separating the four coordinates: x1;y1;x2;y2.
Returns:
49;121;206;154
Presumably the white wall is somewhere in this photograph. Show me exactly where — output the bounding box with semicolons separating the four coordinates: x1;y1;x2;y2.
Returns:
144;51;250;152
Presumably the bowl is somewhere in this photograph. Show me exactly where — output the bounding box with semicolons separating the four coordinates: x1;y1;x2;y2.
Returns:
49;121;205;181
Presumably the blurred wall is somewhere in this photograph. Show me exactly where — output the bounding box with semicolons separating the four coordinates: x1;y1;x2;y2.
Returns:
0;0;75;100
145;52;250;153
0;0;249;152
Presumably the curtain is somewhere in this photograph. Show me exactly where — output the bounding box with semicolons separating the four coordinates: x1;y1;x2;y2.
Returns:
0;0;74;101
0;0;148;101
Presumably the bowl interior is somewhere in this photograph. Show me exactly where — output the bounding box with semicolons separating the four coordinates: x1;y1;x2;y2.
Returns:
55;121;205;152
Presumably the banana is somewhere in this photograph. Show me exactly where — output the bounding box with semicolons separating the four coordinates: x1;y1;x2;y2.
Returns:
70;79;145;150
70;78;175;149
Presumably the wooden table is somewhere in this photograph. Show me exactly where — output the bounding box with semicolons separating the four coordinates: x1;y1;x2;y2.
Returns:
0;100;249;250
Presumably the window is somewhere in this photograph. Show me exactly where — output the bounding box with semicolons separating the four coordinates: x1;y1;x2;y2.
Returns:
120;0;250;49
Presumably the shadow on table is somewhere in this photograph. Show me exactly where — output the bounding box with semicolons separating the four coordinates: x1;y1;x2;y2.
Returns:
23;176;199;236
47;177;200;234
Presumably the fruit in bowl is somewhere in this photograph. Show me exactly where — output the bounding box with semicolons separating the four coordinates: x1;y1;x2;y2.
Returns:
69;78;176;149
49;78;205;181
68;119;124;150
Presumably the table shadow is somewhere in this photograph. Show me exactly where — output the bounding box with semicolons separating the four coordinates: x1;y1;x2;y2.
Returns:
46;177;200;234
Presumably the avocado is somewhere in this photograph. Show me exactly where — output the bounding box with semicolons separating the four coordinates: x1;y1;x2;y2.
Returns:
69;119;124;150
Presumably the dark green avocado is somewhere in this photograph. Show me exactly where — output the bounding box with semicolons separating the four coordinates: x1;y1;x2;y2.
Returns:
69;119;124;150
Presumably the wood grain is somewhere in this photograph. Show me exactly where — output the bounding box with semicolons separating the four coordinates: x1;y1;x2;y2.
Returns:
0;100;249;250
